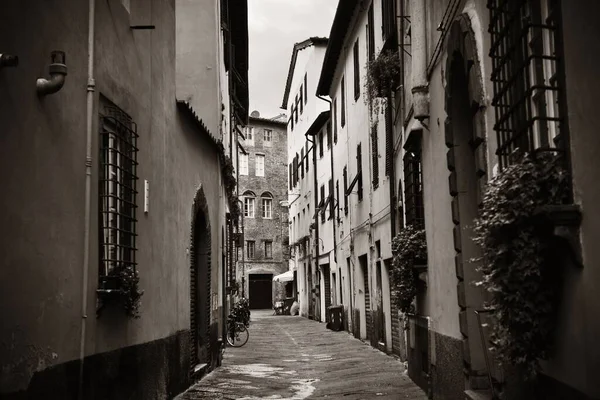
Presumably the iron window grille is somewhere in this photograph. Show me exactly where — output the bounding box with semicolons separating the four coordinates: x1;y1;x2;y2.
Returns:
99;105;139;280
488;0;565;169
404;150;424;227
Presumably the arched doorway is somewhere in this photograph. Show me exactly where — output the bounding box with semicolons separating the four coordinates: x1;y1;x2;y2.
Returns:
190;185;211;374
444;15;491;392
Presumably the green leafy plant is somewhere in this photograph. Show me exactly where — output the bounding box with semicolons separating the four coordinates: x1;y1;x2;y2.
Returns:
365;50;401;116
472;151;570;379
216;141;241;224
391;225;427;314
97;265;144;318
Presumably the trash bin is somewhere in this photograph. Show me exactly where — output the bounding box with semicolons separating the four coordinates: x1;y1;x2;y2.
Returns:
327;305;343;331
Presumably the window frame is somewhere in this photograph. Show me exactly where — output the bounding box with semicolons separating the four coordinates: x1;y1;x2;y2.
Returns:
255;153;265;177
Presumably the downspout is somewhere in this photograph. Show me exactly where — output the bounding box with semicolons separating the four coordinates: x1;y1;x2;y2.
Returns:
411;0;429;121
78;0;95;398
305;131;319;320
317;95;337;267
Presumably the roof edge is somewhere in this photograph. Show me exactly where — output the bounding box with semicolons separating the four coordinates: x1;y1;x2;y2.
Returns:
316;0;360;96
281;37;329;110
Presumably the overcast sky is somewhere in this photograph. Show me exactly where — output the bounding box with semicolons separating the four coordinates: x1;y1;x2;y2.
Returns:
248;1;338;119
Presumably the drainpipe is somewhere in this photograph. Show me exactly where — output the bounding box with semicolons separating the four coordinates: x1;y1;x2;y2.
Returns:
78;0;95;399
305;131;319;320
36;51;68;96
317;95;338;268
411;0;429;121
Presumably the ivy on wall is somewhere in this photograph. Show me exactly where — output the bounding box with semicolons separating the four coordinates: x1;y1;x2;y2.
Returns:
391;225;427;314
473;151;571;378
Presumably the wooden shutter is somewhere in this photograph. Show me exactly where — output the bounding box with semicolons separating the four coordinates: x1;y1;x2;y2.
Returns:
357;143;363;201
385;100;393;176
372;124;379;188
343;166;348;215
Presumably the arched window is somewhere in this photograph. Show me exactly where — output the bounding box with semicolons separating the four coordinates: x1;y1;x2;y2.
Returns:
243;191;256;218
260;192;273;219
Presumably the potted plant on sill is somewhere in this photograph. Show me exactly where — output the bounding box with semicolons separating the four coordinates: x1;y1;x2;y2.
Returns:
473;150;578;380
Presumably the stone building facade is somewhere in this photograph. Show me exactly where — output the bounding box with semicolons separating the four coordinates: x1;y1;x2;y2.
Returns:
0;0;247;398
237;114;289;310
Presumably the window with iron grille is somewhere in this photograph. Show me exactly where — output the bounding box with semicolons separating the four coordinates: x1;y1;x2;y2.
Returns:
99;104;139;279
371;124;379;189
488;0;565;169
404;150;424;227
353;39;360;100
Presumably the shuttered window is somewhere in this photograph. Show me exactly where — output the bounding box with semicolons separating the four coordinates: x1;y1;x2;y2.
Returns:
357;143;363;201
343;166;348;215
333;99;338;143
353;39;360;100
341;77;346;127
371;124;379;189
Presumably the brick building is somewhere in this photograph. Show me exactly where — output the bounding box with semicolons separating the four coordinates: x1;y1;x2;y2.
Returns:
237;112;289;310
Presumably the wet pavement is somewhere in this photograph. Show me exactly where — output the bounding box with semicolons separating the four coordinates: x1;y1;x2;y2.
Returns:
177;310;427;400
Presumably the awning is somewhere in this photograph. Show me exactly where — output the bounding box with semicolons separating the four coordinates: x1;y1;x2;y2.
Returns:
273;270;294;282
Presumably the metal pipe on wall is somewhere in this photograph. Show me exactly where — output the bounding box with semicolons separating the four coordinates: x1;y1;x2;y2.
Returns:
78;0;95;398
411;0;429;121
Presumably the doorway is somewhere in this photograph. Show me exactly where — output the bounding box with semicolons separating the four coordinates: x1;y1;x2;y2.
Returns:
190;188;211;373
248;274;273;309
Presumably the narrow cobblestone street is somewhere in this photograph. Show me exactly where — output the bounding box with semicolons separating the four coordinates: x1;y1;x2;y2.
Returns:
178;311;427;399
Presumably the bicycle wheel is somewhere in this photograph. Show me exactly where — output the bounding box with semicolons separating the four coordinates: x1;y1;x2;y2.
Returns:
228;323;249;347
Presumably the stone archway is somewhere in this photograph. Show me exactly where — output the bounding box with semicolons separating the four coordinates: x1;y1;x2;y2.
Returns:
443;14;490;391
190;185;212;374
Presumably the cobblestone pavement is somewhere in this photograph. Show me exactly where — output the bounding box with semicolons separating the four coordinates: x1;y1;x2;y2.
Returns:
177;310;428;400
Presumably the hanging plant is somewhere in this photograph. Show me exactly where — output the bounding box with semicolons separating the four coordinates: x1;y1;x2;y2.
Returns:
472;151;571;379
97;265;144;318
365;49;401;116
391;225;427;314
216;141;241;224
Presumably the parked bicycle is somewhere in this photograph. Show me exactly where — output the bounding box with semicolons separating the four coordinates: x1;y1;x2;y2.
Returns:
226;298;251;347
226;313;249;347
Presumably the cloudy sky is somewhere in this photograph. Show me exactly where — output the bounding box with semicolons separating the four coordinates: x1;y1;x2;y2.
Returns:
248;1;338;119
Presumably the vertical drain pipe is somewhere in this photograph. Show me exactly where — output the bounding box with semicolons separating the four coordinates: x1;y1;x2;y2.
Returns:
411;0;429;121
78;0;95;398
